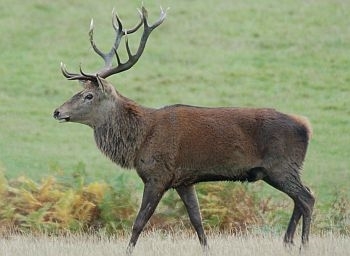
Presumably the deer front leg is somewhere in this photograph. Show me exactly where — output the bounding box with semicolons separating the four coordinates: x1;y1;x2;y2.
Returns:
176;185;208;252
126;182;166;255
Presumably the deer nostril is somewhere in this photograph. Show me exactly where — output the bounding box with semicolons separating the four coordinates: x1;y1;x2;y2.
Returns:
53;109;60;119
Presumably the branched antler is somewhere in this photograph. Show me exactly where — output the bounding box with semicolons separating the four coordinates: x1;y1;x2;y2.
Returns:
61;6;167;81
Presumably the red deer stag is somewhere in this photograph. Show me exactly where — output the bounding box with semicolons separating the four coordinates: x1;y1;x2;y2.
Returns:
53;6;315;254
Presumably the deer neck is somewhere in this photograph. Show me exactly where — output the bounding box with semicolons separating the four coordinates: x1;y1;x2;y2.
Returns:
93;100;145;169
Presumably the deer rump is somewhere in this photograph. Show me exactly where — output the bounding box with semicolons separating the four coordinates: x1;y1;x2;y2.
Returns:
136;105;311;188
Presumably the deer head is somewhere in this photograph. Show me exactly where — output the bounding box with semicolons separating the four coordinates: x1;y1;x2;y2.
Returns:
53;6;167;127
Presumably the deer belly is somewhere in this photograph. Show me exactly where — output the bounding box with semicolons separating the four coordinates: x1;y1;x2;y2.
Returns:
172;166;265;187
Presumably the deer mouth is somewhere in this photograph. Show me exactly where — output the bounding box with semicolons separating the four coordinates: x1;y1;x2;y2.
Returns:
55;114;70;123
58;116;70;123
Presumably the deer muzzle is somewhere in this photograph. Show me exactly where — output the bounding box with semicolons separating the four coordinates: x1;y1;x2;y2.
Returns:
53;109;70;122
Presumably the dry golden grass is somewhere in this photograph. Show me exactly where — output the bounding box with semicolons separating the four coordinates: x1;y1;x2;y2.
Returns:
1;231;349;256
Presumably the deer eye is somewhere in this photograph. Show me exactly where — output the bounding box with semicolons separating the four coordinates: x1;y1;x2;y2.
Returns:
85;93;94;100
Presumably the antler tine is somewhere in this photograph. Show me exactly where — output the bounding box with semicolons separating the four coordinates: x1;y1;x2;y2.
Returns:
60;62;96;81
109;9;127;67
98;6;167;78
112;8;122;33
144;6;168;30
89;19;106;60
79;64;97;80
112;9;143;36
61;62;81;80
61;62;72;79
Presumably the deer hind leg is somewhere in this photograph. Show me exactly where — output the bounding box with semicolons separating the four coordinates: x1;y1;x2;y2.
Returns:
176;185;209;251
283;204;302;245
300;185;315;245
263;169;315;246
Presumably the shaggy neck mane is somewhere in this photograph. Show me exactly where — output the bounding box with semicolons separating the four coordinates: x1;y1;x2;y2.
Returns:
93;99;145;169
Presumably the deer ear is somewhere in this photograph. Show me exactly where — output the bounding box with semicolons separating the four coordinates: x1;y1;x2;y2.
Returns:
96;75;107;93
96;75;115;94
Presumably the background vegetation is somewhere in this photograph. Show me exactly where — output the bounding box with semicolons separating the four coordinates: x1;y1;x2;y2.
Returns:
0;0;349;239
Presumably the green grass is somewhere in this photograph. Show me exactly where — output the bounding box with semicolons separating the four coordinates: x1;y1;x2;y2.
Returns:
0;0;349;213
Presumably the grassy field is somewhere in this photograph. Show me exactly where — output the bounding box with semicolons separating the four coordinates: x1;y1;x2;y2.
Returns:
1;232;350;256
0;0;349;238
